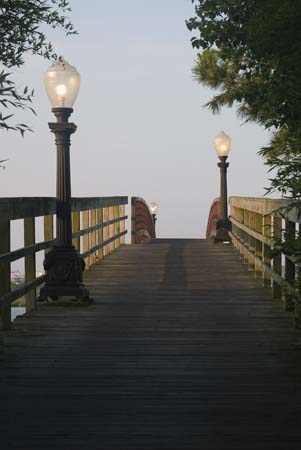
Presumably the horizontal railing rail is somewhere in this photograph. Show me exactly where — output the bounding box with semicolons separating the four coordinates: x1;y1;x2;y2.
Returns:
0;239;57;265
80;230;127;260
0;196;128;329
72;215;127;239
229;196;300;327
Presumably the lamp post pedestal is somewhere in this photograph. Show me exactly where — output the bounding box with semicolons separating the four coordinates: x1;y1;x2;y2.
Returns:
39;108;91;302
215;156;232;243
41;246;89;301
215;218;232;243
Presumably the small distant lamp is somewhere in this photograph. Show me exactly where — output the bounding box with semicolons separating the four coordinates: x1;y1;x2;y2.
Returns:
213;131;232;242
149;202;158;230
40;57;90;302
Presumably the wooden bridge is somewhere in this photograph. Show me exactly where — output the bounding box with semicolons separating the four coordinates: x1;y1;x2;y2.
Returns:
1;195;301;449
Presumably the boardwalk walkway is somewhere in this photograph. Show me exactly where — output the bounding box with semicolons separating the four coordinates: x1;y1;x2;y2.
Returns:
1;239;301;449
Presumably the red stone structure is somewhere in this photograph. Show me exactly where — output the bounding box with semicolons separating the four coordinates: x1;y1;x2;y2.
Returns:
131;197;156;244
206;197;221;240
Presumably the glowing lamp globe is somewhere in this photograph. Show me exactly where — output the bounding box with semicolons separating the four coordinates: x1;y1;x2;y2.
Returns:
44;57;80;108
213;131;231;157
149;202;158;215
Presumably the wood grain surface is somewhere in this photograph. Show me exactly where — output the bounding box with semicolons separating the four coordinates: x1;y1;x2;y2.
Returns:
1;239;301;450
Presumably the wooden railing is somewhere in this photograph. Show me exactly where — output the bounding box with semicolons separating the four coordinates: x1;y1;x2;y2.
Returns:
0;196;128;329
229;196;300;326
131;197;156;244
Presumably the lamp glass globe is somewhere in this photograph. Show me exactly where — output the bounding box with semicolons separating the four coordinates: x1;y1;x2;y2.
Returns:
44;57;80;108
149;202;158;214
213;131;231;157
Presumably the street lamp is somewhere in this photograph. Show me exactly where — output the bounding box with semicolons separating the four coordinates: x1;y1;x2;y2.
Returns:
213;131;232;242
149;202;158;230
39;57;90;302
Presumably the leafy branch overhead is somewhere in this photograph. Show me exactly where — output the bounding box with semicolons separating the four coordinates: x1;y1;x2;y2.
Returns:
0;71;35;135
187;0;301;191
187;0;301;258
187;0;301;133
0;0;76;134
0;158;8;169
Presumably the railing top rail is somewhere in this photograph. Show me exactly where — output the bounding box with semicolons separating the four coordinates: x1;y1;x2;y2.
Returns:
230;196;299;222
0;196;128;220
72;196;128;212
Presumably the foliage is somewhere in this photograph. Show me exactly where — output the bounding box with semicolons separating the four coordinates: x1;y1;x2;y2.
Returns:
187;0;301;260
0;158;8;169
259;128;301;202
0;0;76;134
187;0;301;132
0;71;35;135
12;297;25;307
270;228;301;264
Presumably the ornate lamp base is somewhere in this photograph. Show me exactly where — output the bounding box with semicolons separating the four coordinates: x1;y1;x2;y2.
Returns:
214;218;232;243
39;246;92;303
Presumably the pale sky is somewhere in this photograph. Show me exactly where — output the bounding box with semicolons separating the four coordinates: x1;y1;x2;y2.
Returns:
1;0;272;263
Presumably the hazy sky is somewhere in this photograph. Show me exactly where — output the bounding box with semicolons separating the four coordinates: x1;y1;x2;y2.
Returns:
1;0;272;249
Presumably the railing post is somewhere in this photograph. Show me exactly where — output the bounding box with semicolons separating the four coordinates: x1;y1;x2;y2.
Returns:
109;206;114;253
0;209;11;330
248;211;255;271
238;208;244;245
262;214;272;287
82;210;90;269
272;215;282;299
103;207;109;255
120;205;126;245
231;206;240;251
230;204;237;247
44;215;54;254
236;207;244;258
114;205;120;249
97;208;104;260
90;209;97;265
72;211;80;252
254;213;263;278
285;220;295;311
24;217;36;312
243;209;250;265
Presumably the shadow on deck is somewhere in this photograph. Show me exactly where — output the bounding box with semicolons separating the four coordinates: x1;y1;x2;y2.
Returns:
1;239;301;450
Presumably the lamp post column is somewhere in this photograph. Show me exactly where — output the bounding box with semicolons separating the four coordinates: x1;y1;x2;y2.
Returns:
213;131;232;243
152;214;157;231
215;155;231;242
40;108;90;302
51;107;75;247
218;156;229;220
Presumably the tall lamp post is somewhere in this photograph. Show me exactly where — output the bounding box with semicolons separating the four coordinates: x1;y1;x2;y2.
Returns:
149;202;158;231
213;131;232;243
40;57;90;302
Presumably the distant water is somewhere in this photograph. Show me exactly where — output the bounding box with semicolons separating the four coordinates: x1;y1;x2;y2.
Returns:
11;307;26;322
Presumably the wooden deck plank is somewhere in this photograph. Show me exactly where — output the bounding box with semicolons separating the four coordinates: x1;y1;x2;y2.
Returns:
1;239;301;450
